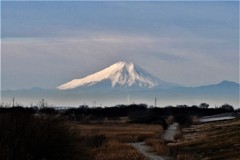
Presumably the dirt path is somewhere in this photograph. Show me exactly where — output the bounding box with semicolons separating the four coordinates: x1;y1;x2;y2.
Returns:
130;123;178;160
130;142;165;160
162;123;178;142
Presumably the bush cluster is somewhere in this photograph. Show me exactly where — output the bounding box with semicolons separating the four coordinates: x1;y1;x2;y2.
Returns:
0;107;82;160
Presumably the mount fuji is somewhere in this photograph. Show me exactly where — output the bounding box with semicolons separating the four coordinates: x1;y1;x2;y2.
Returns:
57;61;178;90
2;61;239;107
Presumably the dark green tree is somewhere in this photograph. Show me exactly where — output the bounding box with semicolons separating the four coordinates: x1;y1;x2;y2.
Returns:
220;104;234;111
199;103;209;109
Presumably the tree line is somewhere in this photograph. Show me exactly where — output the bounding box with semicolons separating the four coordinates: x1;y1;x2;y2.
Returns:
0;102;236;124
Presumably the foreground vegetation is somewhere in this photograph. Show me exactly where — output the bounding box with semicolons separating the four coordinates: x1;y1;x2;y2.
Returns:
75;123;163;160
0;103;239;160
0;107;88;160
0;106;164;160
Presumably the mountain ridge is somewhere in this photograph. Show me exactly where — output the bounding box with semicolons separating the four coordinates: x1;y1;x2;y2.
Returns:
57;61;178;90
2;61;239;107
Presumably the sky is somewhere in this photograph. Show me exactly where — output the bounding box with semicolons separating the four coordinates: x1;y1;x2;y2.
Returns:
1;1;239;90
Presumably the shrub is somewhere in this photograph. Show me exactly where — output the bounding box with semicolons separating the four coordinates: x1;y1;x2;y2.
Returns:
174;131;183;141
191;115;200;125
177;153;196;160
174;114;191;127
92;139;146;160
145;138;169;155
166;116;174;125
0;108;83;160
88;134;107;148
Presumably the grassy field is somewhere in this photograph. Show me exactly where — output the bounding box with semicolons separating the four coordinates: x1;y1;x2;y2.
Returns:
74;122;163;141
168;118;240;160
70;118;240;160
70;122;164;160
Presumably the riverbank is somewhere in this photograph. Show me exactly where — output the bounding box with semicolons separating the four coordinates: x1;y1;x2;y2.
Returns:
168;118;240;159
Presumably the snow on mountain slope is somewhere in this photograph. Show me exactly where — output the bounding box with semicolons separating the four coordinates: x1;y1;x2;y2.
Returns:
57;61;176;90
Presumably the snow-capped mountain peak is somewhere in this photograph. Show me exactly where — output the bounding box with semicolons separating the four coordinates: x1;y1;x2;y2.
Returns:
57;61;176;90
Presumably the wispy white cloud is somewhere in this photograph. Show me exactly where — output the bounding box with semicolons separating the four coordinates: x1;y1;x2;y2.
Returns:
2;32;239;89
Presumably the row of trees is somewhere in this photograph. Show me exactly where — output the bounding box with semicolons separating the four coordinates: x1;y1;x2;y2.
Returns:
0;102;235;118
0;103;236;127
1;101;235;110
165;103;234;110
5;102;234;122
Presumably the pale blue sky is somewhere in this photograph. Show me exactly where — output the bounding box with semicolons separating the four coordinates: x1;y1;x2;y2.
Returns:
1;1;239;90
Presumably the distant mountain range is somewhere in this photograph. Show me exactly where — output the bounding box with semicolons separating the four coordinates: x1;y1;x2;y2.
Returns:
1;61;239;107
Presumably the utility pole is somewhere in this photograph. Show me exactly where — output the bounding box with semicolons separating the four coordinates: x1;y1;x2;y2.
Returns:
41;99;44;108
155;97;157;107
12;97;15;107
92;101;96;107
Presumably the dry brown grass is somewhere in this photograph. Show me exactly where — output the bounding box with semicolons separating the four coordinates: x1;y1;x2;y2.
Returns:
166;116;174;125
69;117;240;160
145;138;169;155
69;122;164;160
169;118;240;160
73;122;163;143
173;126;184;141
92;139;147;160
176;153;196;160
191;115;200;125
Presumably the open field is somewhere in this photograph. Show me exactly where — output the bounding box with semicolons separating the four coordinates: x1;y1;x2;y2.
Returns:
70;122;164;160
168;118;240;160
72;122;163;142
